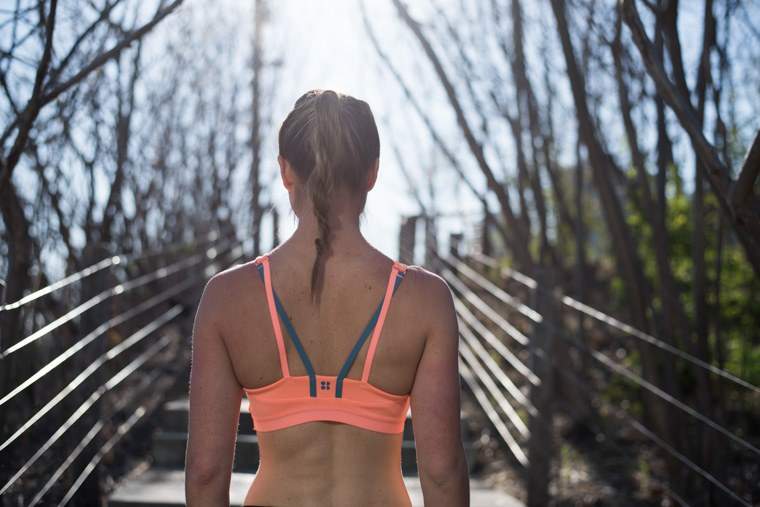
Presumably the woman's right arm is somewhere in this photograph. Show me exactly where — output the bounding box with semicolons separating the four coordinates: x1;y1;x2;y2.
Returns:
410;271;469;507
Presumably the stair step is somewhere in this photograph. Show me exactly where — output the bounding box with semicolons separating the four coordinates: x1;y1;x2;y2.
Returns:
161;398;416;440
108;468;524;507
152;431;260;473
151;430;420;476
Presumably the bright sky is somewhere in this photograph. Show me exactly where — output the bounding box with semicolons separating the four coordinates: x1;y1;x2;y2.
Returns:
12;0;756;278
227;0;482;263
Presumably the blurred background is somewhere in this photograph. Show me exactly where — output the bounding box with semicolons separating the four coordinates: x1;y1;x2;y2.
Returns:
1;0;758;505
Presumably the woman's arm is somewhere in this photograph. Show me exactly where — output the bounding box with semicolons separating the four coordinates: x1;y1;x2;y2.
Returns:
185;274;243;506
410;272;469;507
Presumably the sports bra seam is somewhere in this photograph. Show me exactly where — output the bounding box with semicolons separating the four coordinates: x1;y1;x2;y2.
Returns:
251;409;406;425
253;415;405;434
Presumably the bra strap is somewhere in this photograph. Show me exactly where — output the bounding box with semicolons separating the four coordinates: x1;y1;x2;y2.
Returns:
254;255;290;378
335;262;407;398
361;261;407;383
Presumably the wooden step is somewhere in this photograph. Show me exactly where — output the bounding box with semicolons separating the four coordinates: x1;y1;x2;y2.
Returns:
151;430;421;476
108;468;524;507
152;431;260;472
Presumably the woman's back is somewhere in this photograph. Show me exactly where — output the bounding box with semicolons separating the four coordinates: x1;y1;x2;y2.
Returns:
232;246;427;505
184;89;468;506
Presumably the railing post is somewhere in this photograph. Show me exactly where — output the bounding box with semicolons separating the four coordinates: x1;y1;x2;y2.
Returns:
480;209;492;257
398;215;417;264
0;278;5;352
75;242;113;504
0;278;7;456
423;214;438;268
527;267;557;506
449;232;463;258
271;205;280;251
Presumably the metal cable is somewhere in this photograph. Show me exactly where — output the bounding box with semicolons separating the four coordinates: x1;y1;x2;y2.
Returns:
467;251;760;395
458;356;529;467
454;299;538;409
0;333;173;496
446;249;751;502
1;274;198;407
0;230;232;312
545;321;760;459
1;244;246;495
458;325;530;437
449;256;760;461
440;264;532;347
0;238;237;358
55;404;148;507
454;293;539;385
439;253;542;323
0;306;181;453
602;395;752;506
27;338;172;507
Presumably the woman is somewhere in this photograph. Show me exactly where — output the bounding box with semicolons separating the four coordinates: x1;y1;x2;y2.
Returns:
184;89;468;506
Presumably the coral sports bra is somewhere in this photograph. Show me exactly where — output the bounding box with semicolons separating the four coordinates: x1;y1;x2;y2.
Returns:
243;253;411;434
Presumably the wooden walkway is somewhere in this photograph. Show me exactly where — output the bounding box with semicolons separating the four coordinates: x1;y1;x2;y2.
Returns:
107;397;522;506
109;469;523;507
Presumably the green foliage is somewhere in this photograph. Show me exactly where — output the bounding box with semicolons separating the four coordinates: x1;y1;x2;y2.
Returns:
620;161;760;387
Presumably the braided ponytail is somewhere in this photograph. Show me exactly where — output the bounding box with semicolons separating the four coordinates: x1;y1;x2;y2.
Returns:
308;91;342;302
278;89;380;305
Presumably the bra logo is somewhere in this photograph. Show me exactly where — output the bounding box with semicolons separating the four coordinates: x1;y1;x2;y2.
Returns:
320;380;331;390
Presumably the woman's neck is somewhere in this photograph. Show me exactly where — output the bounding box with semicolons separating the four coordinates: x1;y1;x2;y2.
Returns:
287;211;371;260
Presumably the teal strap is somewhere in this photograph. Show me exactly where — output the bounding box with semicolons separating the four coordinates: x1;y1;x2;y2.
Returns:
272;291;318;397
335;271;406;398
256;263;318;397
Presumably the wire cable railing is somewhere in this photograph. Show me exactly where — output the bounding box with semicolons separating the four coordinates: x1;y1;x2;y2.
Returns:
1;235;239;358
608;403;751;507
26;336;174;507
544;319;755;506
402;244;530;464
542;318;760;458
49;242;248;505
446;256;542;323
2;275;196;408
0;230;248;502
407;247;537;469
468;251;760;395
440;263;531;346
458;358;529;467
0;306;182;454
459;324;529;438
457;250;760;454
0;240;241;408
443;248;756;504
455;294;538;387
0;230;229;313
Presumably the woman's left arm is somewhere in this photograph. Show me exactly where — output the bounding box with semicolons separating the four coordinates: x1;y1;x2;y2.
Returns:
185;274;243;506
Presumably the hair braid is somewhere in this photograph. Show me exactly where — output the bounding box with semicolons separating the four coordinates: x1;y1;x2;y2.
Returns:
277;89;380;305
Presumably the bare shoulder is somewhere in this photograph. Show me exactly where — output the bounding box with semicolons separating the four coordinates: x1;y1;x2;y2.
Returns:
401;265;456;338
196;260;261;324
403;264;454;310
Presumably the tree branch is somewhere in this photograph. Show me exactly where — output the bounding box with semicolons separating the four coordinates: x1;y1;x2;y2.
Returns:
732;130;760;211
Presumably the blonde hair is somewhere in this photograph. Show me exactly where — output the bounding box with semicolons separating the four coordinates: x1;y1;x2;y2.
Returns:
278;89;380;304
